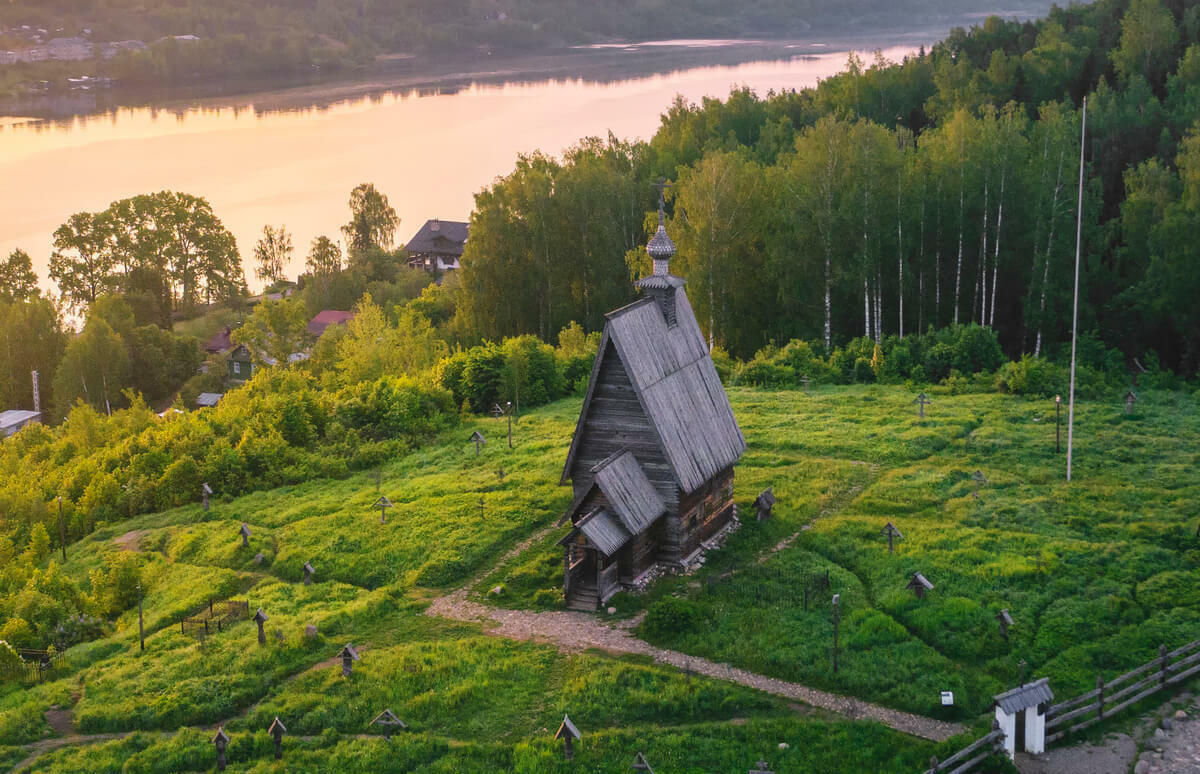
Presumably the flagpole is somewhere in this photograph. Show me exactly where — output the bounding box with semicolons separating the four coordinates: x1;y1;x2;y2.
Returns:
1066;97;1087;483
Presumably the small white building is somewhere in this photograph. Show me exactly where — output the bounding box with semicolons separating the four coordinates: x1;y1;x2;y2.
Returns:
994;678;1053;758
0;410;42;438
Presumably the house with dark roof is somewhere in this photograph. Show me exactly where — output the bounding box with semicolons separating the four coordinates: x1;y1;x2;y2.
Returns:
405;219;468;272
557;194;746;611
204;326;234;355
308;310;355;338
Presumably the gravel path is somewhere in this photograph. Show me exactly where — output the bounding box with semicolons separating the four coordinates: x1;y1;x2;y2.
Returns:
426;590;965;742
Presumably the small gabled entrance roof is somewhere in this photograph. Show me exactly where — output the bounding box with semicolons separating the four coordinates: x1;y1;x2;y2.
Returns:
559;450;665;535
994;678;1053;714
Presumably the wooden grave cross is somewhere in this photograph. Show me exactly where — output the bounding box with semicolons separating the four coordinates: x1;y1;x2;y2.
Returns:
913;392;932;419
801;374;810;394
492;401;514;448
373;495;394;525
340;643;360;677
137;582;144;652
477;497;486;520
303;562;315;586
268;717;286;760
496;466;506;482
212;728;230;772
201;482;213;511
1124;389;1138;415
632;752;655;773
469;430;486;456
907;572;933;599
749;760;775;774
996;608;1014;639
556;714;581;761
881;522;903;554
371;708;408;740
238;523;251;548
253;608;268;645
971;470;988;499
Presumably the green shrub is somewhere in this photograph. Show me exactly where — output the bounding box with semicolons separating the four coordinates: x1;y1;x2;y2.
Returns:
995;356;1065;397
641;597;704;640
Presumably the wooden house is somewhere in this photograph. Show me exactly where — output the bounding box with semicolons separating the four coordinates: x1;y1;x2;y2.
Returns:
405;219;468;272
557;198;746;610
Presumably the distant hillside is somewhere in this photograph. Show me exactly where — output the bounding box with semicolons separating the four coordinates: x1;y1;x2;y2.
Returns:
0;0;1057;88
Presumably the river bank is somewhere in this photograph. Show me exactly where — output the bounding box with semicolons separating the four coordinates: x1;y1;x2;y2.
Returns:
0;15;1020;123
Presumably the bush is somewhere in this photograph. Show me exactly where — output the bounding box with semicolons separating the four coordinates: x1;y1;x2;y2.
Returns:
996;356;1065;397
641;597;705;640
736;355;795;387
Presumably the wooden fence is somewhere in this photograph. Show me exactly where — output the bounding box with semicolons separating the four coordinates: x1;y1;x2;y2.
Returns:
0;648;66;683
922;721;1006;774
1045;638;1200;744
181;599;251;640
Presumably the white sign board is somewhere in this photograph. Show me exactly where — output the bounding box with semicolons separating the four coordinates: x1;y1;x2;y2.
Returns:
941;691;954;706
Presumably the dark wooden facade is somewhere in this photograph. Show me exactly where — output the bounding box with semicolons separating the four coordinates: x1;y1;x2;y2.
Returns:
558;213;745;610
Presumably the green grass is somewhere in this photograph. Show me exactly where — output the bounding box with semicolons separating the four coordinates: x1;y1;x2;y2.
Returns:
7;384;1198;770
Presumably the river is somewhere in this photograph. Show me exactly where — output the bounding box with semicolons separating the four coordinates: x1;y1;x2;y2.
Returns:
0;22;1024;295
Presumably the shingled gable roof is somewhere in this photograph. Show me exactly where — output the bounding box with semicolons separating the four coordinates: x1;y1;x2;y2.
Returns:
574;508;630;556
561;288;746;495
405;219;469;256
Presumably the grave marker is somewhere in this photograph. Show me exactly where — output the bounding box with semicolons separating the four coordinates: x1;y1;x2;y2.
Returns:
971;470;989;499
253;608;268;645
373;495;394;525
268;717;286;760
202;482;213;512
556;714;581;761
996;608;1014;639
212;728;230;771
469;430;486;456
801;374;810;394
754;488;776;521
913;393;932;420
492;401;514;448
1124;389;1137;415
749;760;775;774
340;643;360;677
496;466;506;482
371;708;407;740
907;572;933;599
881;522;903;554
632;752;655;773
478;497;485;520
238;523;251;548
303;562;315;586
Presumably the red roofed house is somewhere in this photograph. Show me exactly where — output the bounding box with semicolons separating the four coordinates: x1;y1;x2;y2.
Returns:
308;310;356;338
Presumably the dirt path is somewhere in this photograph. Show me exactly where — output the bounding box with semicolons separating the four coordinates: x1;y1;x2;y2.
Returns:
10;733;127;773
426;591;964;742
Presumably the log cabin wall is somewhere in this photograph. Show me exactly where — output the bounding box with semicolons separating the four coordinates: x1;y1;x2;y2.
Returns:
568;339;679;514
675;467;735;559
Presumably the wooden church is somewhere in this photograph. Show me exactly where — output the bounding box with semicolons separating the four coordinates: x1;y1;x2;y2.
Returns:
558;192;746;610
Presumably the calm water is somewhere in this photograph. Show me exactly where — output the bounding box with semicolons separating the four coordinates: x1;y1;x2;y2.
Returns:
0;42;922;293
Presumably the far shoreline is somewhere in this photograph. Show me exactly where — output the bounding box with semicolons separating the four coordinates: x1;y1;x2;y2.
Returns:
0;11;1042;123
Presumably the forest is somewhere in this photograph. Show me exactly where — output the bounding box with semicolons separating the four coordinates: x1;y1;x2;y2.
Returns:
458;0;1200;376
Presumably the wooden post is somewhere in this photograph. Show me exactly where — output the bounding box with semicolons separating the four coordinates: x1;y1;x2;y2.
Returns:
58;497;66;562
1055;395;1062;453
929;754;939;773
268;717;286;760
137;583;144;652
1160;643;1169;687
1096;675;1104;719
832;593;840;675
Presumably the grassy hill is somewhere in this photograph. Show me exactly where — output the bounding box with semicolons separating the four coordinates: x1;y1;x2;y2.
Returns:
1;384;1198;771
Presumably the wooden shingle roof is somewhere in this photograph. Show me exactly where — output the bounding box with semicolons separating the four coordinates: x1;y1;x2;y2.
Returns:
592;450;665;534
994;678;1053;714
562;291;745;495
576;508;631;556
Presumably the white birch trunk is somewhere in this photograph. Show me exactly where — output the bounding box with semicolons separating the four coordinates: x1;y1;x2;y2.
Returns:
1034;149;1067;357
989;168;1006;327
